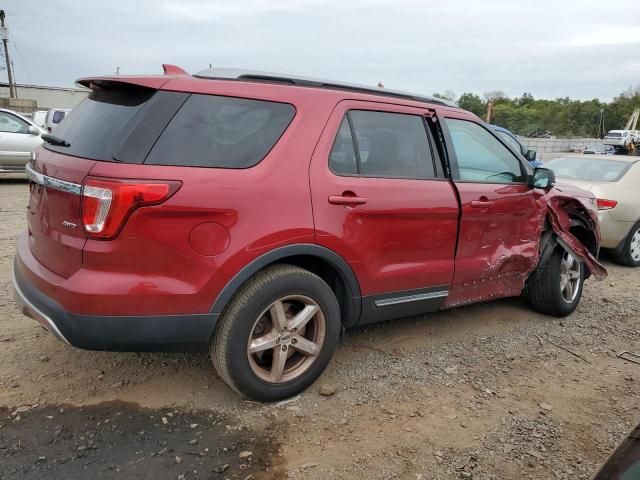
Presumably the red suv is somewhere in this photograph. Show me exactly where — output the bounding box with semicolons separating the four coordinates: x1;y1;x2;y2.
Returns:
13;66;604;401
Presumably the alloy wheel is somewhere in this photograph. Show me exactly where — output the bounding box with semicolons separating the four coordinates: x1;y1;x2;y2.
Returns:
630;229;640;262
559;250;581;303
247;295;326;383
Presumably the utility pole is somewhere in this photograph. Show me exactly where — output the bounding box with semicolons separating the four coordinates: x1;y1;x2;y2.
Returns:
485;100;494;124
0;10;16;99
597;109;605;139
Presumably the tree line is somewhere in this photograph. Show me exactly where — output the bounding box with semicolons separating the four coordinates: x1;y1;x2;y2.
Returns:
432;87;640;138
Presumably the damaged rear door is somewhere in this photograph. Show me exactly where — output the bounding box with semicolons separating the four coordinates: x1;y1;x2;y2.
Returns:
439;115;542;307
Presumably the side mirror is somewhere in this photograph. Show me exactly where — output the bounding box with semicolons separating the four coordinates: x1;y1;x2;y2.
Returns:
531;167;555;189
28;125;40;135
525;149;537;162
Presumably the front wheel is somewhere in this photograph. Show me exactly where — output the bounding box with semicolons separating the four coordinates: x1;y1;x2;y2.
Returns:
526;248;585;317
211;264;341;401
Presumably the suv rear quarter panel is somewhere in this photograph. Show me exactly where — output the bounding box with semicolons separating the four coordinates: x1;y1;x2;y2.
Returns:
34;82;340;316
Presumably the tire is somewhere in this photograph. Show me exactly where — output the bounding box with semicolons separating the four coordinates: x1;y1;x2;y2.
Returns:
211;264;341;401
526;247;585;317
612;221;640;267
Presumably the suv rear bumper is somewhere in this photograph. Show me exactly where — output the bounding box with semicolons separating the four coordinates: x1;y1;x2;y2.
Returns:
13;258;218;352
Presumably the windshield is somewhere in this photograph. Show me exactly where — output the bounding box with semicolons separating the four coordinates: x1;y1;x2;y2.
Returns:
545;157;631;182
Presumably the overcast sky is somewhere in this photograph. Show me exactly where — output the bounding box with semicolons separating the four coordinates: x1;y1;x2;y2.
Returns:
6;0;640;101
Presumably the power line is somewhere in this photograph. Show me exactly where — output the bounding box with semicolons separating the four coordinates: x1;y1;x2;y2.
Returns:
12;40;31;84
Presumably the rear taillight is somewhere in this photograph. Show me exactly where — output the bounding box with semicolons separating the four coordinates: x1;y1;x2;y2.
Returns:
81;177;181;239
596;198;618;210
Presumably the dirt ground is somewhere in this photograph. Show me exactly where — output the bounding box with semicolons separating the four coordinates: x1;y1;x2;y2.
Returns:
1;177;639;479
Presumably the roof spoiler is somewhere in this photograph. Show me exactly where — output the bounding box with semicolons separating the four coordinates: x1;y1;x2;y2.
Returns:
162;64;189;76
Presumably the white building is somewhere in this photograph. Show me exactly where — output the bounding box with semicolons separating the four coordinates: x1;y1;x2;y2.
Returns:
0;82;88;111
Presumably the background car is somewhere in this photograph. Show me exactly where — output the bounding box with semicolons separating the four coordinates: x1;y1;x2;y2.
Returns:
32;110;47;130
603;129;640;152
491;124;542;167
583;142;615;155
43;108;72;133
0;108;44;173
545;154;640;266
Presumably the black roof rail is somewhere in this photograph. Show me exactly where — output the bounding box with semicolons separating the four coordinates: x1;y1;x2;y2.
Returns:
193;68;459;108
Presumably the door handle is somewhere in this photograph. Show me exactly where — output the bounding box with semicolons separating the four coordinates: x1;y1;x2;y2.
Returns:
328;192;367;206
470;200;493;208
470;197;493;209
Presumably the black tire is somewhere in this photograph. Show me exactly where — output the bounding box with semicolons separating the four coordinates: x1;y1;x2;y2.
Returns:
611;221;640;267
526;247;585;317
211;264;341;401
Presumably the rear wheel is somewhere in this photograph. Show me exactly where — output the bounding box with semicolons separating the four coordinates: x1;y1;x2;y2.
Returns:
612;222;640;267
211;264;340;401
526;248;585;317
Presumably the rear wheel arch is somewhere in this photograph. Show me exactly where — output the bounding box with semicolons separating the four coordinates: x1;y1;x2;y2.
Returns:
210;244;362;327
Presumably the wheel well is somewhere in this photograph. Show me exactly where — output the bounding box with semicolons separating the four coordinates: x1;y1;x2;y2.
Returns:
271;255;358;327
569;219;598;257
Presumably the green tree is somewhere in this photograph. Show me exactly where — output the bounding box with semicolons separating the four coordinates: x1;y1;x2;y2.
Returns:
458;93;486;117
453;86;639;137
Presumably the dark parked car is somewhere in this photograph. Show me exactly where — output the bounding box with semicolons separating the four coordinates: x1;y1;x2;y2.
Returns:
14;66;604;401
491;124;542;167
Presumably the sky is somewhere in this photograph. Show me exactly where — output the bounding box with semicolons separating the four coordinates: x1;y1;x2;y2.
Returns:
4;0;640;101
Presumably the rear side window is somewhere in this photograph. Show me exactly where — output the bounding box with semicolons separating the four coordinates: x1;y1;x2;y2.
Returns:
145;94;295;168
329;110;436;179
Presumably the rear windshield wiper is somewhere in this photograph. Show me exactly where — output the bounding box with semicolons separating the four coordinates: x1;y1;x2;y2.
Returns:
41;133;71;147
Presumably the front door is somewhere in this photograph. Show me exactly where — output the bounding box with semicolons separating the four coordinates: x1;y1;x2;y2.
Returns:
310;101;459;324
440;115;541;307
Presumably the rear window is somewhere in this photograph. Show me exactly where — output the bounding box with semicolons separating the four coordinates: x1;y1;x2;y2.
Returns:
546;157;631;182
145;94;295;168
606;132;622;138
44;87;156;161
51;111;66;124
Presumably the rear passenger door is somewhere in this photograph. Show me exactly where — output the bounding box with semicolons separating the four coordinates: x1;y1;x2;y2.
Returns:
310;101;459;324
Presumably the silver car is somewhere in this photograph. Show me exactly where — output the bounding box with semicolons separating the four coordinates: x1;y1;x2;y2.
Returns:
545;154;640;266
0;108;44;173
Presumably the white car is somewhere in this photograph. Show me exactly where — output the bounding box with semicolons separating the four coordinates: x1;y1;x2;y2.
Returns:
603;130;640;151
43;108;72;132
0;109;44;173
32;110;47;130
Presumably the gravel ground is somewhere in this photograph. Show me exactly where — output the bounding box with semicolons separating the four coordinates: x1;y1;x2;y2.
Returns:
1;177;639;479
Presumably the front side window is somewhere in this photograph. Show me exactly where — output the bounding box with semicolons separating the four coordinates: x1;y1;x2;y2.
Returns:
0;111;29;134
495;130;523;155
329;110;436;179
446;119;525;183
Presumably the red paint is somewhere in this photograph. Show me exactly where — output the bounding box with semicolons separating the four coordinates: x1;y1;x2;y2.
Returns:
16;73;606;321
310;100;458;295
189;223;231;256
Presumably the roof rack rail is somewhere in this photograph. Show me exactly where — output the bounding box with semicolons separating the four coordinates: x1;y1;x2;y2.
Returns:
193;68;458;108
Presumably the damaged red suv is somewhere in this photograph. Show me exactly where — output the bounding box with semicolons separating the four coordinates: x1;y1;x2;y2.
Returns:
14;66;605;401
